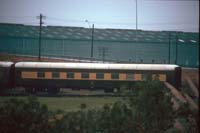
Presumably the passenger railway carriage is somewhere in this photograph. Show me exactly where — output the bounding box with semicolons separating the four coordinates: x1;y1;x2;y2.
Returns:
15;62;181;92
0;61;181;93
0;62;14;89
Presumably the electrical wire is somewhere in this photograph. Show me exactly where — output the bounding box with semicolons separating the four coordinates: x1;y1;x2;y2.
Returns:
45;16;197;26
0;18;197;27
0;15;198;32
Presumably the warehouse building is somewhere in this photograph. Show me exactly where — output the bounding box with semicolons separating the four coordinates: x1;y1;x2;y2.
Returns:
0;23;199;67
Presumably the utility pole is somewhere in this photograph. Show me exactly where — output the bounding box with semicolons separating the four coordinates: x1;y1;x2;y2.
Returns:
98;47;108;63
168;32;171;64
37;13;45;61
85;20;94;59
175;33;178;64
91;24;94;58
136;0;138;30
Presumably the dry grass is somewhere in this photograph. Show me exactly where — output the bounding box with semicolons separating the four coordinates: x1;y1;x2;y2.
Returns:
0;96;122;112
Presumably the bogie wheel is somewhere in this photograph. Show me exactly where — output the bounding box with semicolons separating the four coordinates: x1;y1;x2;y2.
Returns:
47;88;60;94
104;88;114;93
113;88;119;93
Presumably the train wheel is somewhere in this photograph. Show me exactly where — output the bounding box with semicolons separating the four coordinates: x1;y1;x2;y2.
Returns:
25;88;37;94
113;88;119;93
55;88;60;93
47;88;60;94
104;88;114;93
25;88;32;93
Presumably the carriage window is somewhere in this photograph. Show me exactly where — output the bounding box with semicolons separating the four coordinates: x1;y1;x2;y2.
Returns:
111;73;119;79
126;73;134;80
96;73;104;79
67;72;74;79
152;74;159;80
52;72;59;78
81;72;89;79
142;73;151;81
37;72;45;78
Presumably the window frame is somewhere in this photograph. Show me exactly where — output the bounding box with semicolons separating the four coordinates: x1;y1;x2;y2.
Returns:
126;73;134;80
142;73;152;81
111;73;119;79
96;73;104;79
67;72;74;79
37;72;45;78
81;72;89;79
52;72;60;79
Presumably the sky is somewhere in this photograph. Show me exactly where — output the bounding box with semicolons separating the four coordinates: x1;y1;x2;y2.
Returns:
0;0;199;32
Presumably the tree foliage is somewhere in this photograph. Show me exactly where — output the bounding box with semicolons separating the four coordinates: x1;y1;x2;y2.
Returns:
175;103;199;132
0;81;197;132
129;81;174;132
0;96;50;133
52;81;175;132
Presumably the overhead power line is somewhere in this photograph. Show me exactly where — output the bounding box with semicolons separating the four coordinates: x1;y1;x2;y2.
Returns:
0;16;197;27
47;16;84;23
0;16;35;18
46;17;198;26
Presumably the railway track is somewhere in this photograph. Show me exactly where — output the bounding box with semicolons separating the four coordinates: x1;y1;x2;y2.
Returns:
0;89;126;97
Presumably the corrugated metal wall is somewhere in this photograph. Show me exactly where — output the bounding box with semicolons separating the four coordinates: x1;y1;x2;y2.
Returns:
0;36;198;67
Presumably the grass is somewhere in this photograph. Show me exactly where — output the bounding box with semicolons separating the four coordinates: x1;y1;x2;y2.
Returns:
0;96;122;112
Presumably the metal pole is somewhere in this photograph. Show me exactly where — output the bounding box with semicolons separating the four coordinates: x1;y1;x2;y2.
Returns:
62;40;64;57
175;33;178;64
22;38;24;54
168;32;171;64
39;14;42;61
135;0;138;63
91;24;94;58
136;0;138;30
102;48;105;63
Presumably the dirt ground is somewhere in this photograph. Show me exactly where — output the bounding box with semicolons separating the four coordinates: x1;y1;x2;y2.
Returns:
0;54;72;63
182;68;199;87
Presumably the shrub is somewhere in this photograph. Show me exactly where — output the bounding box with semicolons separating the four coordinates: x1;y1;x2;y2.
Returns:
0;96;50;133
